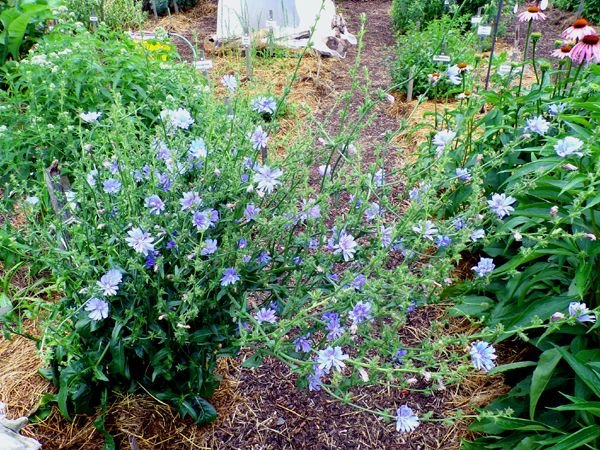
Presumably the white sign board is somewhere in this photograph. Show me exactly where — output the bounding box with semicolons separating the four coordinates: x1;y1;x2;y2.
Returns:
477;25;492;36
195;60;214;71
433;54;451;63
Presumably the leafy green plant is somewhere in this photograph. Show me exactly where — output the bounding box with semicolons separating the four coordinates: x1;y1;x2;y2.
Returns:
398;34;600;446
391;15;478;97
62;0;146;31
390;0;446;34
0;0;58;65
0;23;187;181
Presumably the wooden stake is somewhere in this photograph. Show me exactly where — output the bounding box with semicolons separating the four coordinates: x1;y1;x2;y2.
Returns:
407;67;415;102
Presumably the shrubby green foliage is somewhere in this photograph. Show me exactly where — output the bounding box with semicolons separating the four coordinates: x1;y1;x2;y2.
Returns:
0;23;183;181
1;1;599;445
0;0;59;65
62;0;146;30
391;16;478;97
390;0;498;34
402;45;600;447
3;18;499;434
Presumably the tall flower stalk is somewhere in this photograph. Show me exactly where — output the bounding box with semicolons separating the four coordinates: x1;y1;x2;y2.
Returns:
517;19;533;96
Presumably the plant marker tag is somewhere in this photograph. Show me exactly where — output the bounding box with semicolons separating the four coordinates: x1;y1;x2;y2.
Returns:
266;19;276;30
471;15;483;25
539;0;548;10
433;54;451;63
514;2;519;14
477;25;492;36
195;59;213;71
90;16;98;23
242;35;250;47
498;63;512;75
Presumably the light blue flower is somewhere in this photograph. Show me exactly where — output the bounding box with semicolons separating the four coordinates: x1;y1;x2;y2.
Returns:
568;302;596;323
253;165;282;195
317;346;349;374
85;297;109;321
144;194;165;215
334;231;358;261
250;126;269;150
255;307;278;324
395;405;420;433
472;257;495;277
470;340;497;372
221;267;240;286
412;220;438;241
125;228;155;255
103;178;121;194
200;239;218;256
96;269;122;296
554;136;584;158
456;167;471;181
488;193;516;219
251;96;277;114
525;116;550;135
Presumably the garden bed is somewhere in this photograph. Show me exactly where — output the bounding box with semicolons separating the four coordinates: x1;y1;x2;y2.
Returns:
1;0;598;449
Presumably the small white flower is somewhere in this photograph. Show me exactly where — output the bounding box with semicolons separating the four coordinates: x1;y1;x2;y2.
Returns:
80;111;102;123
25;196;39;205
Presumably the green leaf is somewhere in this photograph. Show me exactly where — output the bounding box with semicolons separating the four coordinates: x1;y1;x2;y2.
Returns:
530;348;562;419
574;261;592;299
552;400;600;417
488;361;537;375
241;352;264;368
556;347;600;397
191;396;218;424
545;425;600;450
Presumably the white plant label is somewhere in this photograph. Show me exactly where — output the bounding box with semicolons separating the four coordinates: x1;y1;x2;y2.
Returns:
242;36;250;47
90;16;98;22
471;16;482;25
477;25;492;36
498;63;512;75
433;54;451;63
266;19;276;29
539;0;548;10
195;60;213;71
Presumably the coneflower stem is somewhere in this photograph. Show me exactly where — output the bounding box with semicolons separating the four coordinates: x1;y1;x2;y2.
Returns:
517;20;532;96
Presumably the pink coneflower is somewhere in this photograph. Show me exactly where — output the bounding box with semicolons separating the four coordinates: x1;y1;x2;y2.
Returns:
551;44;573;59
570;34;600;64
563;18;597;41
456;62;472;73
518;6;546;22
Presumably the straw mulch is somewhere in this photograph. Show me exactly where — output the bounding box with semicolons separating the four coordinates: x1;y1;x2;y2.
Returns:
0;305;513;450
